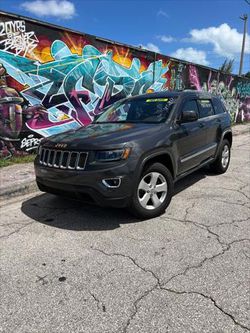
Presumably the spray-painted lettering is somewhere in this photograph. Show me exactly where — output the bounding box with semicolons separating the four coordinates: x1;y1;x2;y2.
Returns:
0;15;249;158
20;134;42;151
0;20;38;56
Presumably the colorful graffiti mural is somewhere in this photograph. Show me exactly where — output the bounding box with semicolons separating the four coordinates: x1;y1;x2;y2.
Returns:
188;65;250;122
0;11;249;158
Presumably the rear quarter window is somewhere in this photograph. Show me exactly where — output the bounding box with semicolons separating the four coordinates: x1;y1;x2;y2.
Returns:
212;98;226;114
197;99;215;118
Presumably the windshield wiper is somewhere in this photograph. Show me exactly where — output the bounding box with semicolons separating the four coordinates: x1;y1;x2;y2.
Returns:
94;120;164;124
94;120;140;124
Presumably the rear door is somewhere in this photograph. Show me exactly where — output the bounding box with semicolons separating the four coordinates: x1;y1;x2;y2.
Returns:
196;99;220;159
174;98;208;175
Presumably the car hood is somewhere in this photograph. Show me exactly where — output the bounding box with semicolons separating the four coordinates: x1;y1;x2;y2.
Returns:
42;122;165;150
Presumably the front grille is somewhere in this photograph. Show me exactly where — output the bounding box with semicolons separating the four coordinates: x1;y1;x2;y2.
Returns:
39;148;88;170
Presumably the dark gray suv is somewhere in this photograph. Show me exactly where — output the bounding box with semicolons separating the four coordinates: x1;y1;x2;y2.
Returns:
35;91;232;218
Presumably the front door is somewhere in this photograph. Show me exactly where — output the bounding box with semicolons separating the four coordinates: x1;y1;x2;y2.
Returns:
174;99;208;175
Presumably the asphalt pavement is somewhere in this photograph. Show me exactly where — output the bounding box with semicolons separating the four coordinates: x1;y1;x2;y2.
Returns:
0;131;249;333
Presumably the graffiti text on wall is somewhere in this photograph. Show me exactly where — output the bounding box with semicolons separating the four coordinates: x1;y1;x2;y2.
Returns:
20;134;42;152
188;65;250;122
0;20;38;56
237;82;250;98
0;41;168;137
0;15;249;159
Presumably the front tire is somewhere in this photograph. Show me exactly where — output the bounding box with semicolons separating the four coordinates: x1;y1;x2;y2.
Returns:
210;139;231;174
129;163;173;219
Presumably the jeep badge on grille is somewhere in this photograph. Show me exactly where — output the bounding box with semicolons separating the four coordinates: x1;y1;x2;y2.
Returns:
55;143;67;148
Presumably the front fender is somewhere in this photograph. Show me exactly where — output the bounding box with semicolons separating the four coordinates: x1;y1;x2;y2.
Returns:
133;147;176;183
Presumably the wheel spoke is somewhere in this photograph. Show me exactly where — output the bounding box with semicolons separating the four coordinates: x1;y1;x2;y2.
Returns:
155;182;167;193
150;172;159;187
139;179;150;192
151;194;161;208
139;193;151;208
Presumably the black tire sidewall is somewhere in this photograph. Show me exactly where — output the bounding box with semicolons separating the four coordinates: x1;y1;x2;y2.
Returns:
218;139;231;172
130;162;173;219
211;139;231;174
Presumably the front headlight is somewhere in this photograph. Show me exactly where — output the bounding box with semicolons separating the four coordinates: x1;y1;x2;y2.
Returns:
95;148;131;162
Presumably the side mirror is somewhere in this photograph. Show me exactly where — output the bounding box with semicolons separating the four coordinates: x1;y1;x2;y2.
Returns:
179;110;198;123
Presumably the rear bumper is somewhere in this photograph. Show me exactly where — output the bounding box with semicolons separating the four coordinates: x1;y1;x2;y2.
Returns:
34;161;134;208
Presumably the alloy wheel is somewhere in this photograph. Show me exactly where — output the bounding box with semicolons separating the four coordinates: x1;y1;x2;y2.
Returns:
221;144;229;168
137;172;168;210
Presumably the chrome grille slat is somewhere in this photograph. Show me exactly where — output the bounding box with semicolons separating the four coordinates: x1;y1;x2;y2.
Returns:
48;150;55;166
52;151;57;166
43;149;49;166
74;153;80;170
66;152;72;169
54;150;61;168
59;151;65;169
47;150;51;166
40;148;45;164
39;148;87;170
66;152;71;168
77;152;88;170
60;151;67;169
68;152;78;169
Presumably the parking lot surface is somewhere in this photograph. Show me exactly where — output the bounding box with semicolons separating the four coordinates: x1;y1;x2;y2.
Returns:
0;132;249;333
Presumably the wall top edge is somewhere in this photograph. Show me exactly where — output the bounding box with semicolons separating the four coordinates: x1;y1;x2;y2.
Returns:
0;10;249;80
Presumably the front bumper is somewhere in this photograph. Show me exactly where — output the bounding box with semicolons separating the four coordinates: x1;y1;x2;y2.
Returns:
34;159;135;208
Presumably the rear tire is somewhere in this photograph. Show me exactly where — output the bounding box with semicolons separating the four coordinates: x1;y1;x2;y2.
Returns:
129;163;173;219
209;139;231;174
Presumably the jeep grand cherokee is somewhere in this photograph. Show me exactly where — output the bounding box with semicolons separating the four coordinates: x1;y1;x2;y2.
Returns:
35;91;232;218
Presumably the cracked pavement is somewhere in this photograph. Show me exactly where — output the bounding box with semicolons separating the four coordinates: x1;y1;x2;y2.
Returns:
0;132;249;333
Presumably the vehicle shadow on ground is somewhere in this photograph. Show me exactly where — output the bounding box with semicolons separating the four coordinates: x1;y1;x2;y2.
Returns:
21;168;212;231
173;167;209;195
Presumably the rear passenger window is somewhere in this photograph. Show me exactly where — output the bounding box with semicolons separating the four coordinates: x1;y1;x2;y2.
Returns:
213;98;225;114
182;100;199;113
197;99;214;118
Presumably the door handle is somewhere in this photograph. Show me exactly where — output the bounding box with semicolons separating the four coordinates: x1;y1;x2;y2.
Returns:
199;122;205;128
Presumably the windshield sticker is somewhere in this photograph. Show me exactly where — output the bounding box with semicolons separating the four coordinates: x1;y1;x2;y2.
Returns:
146;98;169;102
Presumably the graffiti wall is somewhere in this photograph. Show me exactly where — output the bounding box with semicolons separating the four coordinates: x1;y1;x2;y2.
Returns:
0;12;249;158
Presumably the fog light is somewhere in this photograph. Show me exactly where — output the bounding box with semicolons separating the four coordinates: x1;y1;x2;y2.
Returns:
102;177;122;188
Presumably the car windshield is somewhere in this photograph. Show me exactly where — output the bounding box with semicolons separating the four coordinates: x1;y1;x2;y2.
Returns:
95;96;178;124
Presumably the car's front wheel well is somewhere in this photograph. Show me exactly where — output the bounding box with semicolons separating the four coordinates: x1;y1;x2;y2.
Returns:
142;154;174;179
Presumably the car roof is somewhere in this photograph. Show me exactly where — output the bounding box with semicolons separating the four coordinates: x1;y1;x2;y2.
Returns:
129;91;181;100
129;90;213;101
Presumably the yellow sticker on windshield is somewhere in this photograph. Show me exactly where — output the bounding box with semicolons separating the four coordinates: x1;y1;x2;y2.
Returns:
146;98;168;102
